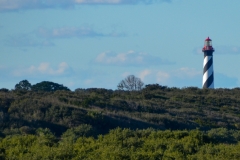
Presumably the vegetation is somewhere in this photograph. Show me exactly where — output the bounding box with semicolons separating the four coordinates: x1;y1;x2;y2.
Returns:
15;80;32;91
14;80;70;92
31;81;70;92
117;75;144;91
0;128;240;159
1;81;240;159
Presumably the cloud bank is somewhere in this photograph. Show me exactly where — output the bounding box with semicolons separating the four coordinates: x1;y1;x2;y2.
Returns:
6;34;54;47
5;26;124;48
38;27;124;39
12;62;71;77
194;46;240;55
215;46;240;55
120;67;202;87
94;50;174;66
0;0;171;11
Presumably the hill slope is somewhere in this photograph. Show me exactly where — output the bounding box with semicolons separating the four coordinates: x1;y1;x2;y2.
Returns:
1;84;240;136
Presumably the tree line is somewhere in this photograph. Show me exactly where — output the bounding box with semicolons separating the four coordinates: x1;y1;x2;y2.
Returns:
14;80;70;92
12;75;144;92
0;128;240;159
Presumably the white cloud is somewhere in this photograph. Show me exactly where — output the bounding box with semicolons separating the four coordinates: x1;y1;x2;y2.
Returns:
193;46;240;55
95;51;130;63
139;69;151;80
173;67;201;78
13;62;70;76
5;26;121;48
169;67;202;87
215;46;240;54
193;47;203;55
94;50;174;66
0;0;171;11
156;71;170;83
132;67;202;87
37;27;126;39
38;27;107;39
84;79;94;85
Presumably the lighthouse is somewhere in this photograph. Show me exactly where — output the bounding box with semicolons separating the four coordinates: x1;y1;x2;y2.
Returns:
202;37;215;88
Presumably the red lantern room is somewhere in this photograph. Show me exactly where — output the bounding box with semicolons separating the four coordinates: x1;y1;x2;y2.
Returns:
202;37;214;52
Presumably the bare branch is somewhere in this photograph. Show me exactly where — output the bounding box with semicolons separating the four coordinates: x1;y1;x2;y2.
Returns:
117;75;144;91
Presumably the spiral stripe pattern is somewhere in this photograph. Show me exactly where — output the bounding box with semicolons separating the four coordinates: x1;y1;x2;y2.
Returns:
202;54;214;88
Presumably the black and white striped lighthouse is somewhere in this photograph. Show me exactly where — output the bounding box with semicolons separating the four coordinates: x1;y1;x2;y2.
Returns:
202;37;215;88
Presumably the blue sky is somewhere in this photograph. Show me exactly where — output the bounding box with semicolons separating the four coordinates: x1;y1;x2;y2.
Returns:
1;0;240;90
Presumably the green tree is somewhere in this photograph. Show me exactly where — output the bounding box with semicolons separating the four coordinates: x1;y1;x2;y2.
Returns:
31;81;70;92
61;124;94;142
0;88;9;92
15;80;32;91
36;128;56;146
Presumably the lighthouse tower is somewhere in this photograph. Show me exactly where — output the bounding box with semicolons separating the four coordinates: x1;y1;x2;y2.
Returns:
202;37;215;88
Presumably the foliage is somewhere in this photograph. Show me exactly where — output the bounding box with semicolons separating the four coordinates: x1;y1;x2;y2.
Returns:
0;88;9;92
0;128;240;159
1;84;240;136
61;124;94;142
15;80;32;91
1;81;240;158
0;81;240;160
31;81;70;92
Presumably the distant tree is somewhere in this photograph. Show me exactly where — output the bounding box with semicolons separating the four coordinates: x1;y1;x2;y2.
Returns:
31;81;70;92
117;75;144;91
15;80;32;91
0;88;9;92
75;88;86;93
144;84;168;91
